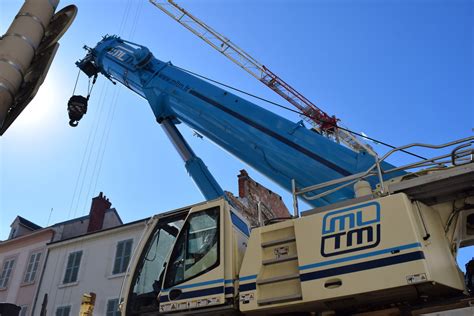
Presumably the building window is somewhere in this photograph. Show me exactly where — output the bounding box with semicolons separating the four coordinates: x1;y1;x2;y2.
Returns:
106;298;120;316
113;239;133;274
19;305;28;316
23;252;42;283
63;251;82;284
56;305;71;316
0;258;15;288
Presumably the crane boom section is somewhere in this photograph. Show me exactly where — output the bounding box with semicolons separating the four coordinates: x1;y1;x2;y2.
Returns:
77;36;401;206
150;0;372;153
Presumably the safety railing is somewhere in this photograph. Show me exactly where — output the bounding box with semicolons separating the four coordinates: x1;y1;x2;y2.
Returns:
291;136;474;217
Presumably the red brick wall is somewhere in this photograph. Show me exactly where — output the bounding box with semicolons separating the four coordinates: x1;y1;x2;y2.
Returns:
228;170;290;227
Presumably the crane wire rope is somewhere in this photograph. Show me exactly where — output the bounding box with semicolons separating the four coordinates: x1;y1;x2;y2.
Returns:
57;0;138;309
67;71;102;219
129;0;144;39
79;0;144;214
91;91;121;198
65;1;144;307
78;0;136;215
109;1;146;304
72;81;109;218
67;78;107;220
56;79;109;307
83;0;144;212
77;83;112;214
84;89;120;212
68;0;136;298
71;68;80;95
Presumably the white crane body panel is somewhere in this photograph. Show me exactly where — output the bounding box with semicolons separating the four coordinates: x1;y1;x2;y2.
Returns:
239;193;465;313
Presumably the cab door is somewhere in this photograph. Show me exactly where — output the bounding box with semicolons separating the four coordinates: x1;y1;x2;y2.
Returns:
124;210;187;316
159;199;227;313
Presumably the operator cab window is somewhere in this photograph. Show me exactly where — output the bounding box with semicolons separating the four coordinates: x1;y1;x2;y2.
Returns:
127;213;186;315
165;207;220;288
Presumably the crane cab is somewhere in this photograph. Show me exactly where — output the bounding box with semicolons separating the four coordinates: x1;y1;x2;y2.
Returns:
123;198;249;315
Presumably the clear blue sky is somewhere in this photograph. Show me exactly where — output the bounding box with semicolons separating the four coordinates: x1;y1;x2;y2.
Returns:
1;0;472;268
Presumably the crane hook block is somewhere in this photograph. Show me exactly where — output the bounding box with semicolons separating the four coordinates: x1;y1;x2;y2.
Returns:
67;95;88;127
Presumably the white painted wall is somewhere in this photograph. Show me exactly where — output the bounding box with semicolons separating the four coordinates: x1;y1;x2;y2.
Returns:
33;220;146;316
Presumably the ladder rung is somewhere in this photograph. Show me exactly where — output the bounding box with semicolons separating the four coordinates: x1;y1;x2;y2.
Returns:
257;293;302;305
262;254;298;265
261;236;296;248
256;273;300;285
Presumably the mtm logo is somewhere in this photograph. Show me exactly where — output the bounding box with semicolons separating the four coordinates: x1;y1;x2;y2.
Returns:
107;46;132;62
321;202;380;257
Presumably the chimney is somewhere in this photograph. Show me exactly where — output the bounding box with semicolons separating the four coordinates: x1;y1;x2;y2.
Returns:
230;169;290;227
87;192;112;233
238;169;250;198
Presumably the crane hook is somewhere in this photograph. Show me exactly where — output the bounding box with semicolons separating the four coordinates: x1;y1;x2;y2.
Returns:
67;74;97;127
67;95;88;127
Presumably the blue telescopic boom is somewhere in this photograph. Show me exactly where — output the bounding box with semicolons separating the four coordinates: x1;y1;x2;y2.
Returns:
76;36;401;207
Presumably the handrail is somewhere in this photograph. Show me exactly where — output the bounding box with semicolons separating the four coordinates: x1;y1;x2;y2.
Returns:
452;143;474;166
292;136;474;216
378;136;474;165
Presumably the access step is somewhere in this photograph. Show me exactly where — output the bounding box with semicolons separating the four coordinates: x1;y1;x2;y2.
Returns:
256;273;300;285
262;254;298;265
261;236;296;248
257;293;302;305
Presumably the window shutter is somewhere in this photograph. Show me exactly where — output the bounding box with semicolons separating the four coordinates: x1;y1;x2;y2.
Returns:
122;240;133;271
63;251;82;283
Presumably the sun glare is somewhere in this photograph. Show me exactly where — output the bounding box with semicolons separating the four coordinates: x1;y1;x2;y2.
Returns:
13;72;62;133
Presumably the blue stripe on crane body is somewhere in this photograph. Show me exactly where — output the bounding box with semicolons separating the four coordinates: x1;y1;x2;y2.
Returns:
188;90;352;177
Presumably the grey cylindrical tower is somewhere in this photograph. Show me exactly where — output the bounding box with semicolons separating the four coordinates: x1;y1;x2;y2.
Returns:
0;0;59;127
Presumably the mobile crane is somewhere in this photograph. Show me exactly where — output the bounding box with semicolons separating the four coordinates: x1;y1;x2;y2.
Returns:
72;36;474;315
